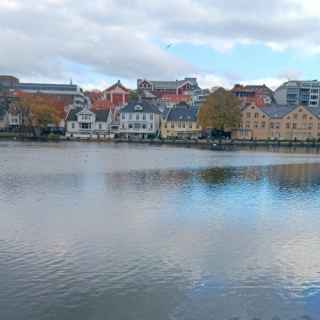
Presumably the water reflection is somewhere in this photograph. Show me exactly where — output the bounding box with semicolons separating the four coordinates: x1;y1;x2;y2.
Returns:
0;142;320;319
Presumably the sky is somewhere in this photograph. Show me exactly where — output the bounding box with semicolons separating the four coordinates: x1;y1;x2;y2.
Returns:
1;0;320;91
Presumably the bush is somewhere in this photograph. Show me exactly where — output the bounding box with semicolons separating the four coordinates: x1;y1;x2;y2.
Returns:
48;133;60;141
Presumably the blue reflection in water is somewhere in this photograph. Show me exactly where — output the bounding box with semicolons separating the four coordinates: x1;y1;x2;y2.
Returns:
0;142;320;320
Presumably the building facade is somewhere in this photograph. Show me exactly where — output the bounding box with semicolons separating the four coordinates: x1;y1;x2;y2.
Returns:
119;100;161;138
160;102;201;139
231;84;274;107
137;78;200;105
102;80;129;108
233;103;320;140
66;108;112;138
16;82;86;108
0;76;19;90
274;80;320;108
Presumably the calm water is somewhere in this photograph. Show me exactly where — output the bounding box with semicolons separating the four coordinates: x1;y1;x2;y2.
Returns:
1;142;320;320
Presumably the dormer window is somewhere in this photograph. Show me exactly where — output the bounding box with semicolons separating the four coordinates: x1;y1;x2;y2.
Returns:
134;105;143;111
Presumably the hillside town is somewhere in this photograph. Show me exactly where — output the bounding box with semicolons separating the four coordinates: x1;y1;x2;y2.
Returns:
2;74;320;142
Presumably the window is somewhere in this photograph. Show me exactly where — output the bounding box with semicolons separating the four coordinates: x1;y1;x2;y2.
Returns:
178;121;182;128
150;114;153;120
182;122;185;128
309;123;313;130
254;113;259;119
99;124;102;130
254;122;258;128
286;123;290;129
171;122;174;128
303;114;307;120
80;123;91;129
293;123;297;129
143;113;146;120
246;113;251;119
134;123;141;129
150;123;153;130
71;123;75;129
129;113;132;120
189;122;192;129
129;124;133;129
293;114;298;119
270;122;274;129
122;113;125;120
136;114;140;120
245;122;250;129
164;123;167;129
261;122;266;128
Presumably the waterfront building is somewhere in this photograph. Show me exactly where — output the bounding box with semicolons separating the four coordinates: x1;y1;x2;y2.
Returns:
102;80;130;108
233;103;320;140
16;82;85;108
231;84;274;107
160;102;201;139
0;76;19;90
119;100;161;139
0;75;86;108
0;104;8;130
65;107;112;138
191;88;211;109
274;80;320;107
137;77;199;105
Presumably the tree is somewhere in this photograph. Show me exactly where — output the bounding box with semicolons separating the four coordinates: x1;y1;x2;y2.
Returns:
198;88;241;134
128;90;139;102
10;93;61;136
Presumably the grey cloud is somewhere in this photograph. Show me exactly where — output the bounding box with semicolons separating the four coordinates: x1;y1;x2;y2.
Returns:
0;0;319;84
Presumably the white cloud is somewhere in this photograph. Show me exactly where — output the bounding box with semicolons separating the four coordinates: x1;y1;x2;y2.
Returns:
0;0;320;88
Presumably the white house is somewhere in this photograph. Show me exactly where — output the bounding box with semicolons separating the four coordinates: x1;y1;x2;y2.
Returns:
119;100;160;139
65;107;112;138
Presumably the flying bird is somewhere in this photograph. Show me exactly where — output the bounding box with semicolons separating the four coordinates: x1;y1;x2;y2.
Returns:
165;43;173;49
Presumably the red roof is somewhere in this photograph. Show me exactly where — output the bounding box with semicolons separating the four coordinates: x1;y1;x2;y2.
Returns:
104;80;130;93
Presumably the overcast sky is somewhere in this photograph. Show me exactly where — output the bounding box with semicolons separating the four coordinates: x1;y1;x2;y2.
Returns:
1;0;320;90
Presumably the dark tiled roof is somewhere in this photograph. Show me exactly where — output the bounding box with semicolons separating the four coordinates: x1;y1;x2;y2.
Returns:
260;104;297;118
66;108;110;122
94;109;110;122
16;83;80;92
121;100;160;114
304;106;320;118
166;106;198;122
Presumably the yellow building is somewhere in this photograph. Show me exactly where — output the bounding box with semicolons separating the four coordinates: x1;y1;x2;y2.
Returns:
161;103;201;139
233;103;320;140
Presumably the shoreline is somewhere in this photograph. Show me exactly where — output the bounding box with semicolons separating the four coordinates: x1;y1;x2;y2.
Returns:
2;134;320;152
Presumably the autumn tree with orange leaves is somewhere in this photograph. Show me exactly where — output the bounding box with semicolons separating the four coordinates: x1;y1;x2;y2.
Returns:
10;93;62;136
198;88;241;133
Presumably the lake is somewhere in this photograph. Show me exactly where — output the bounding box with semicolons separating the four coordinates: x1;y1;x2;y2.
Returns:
1;141;320;320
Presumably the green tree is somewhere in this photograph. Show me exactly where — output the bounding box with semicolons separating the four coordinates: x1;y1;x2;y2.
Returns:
198;88;241;132
128;90;139;102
